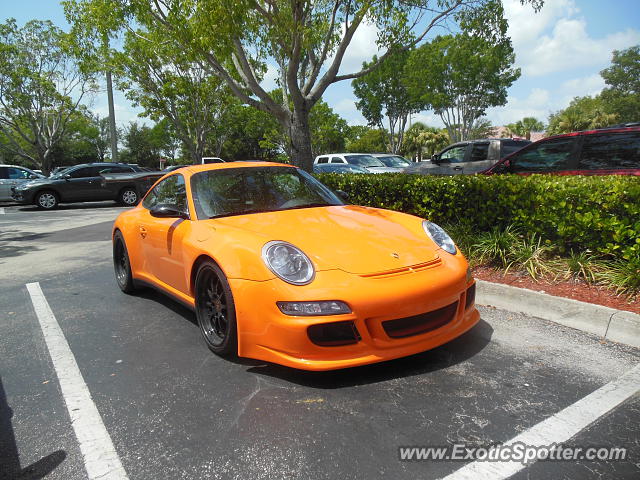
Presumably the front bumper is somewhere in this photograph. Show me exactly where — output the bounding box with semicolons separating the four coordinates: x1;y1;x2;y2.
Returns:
229;254;480;371
10;188;34;204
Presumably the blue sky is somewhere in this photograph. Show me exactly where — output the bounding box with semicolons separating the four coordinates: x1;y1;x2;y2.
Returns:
3;0;640;129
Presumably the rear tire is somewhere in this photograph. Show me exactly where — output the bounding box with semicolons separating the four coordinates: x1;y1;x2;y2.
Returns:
35;191;58;210
119;187;139;206
194;261;238;356
113;231;137;294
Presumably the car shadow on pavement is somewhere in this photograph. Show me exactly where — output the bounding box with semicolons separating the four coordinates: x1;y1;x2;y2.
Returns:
16;202;126;212
246;320;494;389
0;376;67;480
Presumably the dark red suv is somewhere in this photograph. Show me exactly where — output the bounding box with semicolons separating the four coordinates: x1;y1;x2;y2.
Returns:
484;124;640;176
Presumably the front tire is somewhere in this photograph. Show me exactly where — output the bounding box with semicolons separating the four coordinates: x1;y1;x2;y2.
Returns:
113;231;137;294
35;191;58;210
194;261;238;356
119;187;139;206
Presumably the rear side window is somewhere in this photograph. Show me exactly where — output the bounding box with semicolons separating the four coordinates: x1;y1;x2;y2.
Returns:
510;138;577;173
469;143;490;162
578;132;640;170
316;157;329;164
502;140;530;156
0;167;8;179
99;165;134;174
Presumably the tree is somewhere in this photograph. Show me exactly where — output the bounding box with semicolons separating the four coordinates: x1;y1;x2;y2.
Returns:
600;45;640;123
505;117;544;139
547;96;618;136
117;29;236;164
0;19;97;174
119;121;165;168
404;29;520;142
346;128;388;153
63;0;543;171
402;122;449;160
352;51;424;153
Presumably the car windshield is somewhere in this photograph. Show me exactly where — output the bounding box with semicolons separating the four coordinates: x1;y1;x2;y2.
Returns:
377;155;411;167
345;155;385;168
191;166;344;219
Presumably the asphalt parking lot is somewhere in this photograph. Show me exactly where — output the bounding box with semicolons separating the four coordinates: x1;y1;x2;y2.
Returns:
1;202;639;480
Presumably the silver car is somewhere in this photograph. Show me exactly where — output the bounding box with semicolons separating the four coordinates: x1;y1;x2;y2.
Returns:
313;153;404;173
0;165;44;201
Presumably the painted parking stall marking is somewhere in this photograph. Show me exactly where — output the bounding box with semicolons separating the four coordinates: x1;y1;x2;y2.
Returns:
443;363;640;480
26;282;129;480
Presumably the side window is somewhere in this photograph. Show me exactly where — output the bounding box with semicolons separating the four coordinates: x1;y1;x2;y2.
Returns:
502;141;530;157
69;167;99;178
511;138;577;173
7;167;31;179
578;132;640;170
316;157;329;164
469;143;490;162
0;167;8;179
99;165;133;174
143;174;188;213
330;157;345;164
440;145;467;163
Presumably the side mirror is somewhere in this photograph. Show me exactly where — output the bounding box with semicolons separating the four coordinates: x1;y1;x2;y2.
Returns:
62;174;71;180
336;190;349;202
150;204;189;219
431;154;439;163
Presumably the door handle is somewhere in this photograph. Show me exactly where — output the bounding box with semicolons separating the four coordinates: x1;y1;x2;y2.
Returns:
139;226;147;238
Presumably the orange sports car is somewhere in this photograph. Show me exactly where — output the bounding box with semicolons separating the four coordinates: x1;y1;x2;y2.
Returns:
112;162;479;370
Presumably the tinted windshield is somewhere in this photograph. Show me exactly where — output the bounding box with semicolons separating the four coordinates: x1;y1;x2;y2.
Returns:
345;155;385;167
377;155;411;167
191;167;344;219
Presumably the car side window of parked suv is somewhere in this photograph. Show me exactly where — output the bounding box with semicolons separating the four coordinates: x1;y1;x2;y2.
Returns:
68;166;100;178
510;137;578;173
470;143;490;162
143;174;188;213
578;131;640;170
316;156;329;164
7;167;33;179
330;157;345;164
439;145;467;163
99;165;135;174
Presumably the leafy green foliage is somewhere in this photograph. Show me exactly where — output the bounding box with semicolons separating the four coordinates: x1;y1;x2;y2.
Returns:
505;117;544;140
404;31;520;142
597;254;640;296
345;128;388;153
547;96;618;135
599;45;640;123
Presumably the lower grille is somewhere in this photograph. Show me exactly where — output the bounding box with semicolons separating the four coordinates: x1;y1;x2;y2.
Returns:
465;283;476;310
382;302;458;338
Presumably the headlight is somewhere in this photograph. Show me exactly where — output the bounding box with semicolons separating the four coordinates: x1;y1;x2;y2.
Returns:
422;221;457;255
262;241;315;285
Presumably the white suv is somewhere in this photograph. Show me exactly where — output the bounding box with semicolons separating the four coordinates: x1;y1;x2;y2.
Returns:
313;153;403;173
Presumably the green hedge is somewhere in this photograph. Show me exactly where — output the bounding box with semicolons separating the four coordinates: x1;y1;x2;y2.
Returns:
316;173;640;260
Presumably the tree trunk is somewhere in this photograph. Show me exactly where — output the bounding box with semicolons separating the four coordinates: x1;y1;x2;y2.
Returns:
288;107;314;172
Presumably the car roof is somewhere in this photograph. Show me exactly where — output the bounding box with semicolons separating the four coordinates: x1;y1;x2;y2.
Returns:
182;161;293;174
0;164;37;168
315;153;373;157
528;125;640;143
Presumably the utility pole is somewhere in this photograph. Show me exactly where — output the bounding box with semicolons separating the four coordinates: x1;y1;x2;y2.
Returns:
106;70;118;163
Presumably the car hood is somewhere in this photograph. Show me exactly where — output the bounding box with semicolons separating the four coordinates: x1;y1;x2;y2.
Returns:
211;205;441;274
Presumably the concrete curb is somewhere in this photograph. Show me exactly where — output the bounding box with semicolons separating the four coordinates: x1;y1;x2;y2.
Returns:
475;279;640;348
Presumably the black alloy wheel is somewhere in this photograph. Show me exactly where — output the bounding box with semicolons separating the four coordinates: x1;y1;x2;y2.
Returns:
195;261;238;356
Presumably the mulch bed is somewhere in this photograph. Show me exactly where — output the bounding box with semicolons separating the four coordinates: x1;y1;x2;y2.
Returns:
473;266;640;315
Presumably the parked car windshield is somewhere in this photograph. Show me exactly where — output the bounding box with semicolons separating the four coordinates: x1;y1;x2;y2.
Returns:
345;155;385;168
191;166;344;219
377;155;411;167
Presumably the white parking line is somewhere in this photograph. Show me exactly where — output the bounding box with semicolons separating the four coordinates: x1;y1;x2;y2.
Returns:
0;207;5;214
443;363;640;480
26;282;129;480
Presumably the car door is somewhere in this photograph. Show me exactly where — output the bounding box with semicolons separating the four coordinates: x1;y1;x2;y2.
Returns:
463;142;493;174
139;174;191;294
576;131;640;175
508;137;580;174
62;166;111;201
435;144;468;174
0;167;36;201
97;165;135;198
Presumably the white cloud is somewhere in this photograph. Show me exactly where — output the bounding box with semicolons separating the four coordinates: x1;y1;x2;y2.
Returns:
486;88;553;125
332;98;367;125
329;21;383;75
504;0;640;77
561;73;605;97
